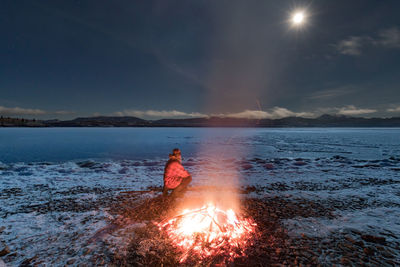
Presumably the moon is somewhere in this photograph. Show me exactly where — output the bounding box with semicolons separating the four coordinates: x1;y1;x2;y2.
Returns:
291;11;305;26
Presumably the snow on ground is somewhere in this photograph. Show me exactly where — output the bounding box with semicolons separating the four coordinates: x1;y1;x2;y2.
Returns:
1;128;400;265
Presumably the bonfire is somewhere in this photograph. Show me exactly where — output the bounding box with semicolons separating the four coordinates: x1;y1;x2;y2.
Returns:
156;204;257;263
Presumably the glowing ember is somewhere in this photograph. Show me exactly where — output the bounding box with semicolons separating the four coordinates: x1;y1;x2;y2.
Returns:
157;204;257;262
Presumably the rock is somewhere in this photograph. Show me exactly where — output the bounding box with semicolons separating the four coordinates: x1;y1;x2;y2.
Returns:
0;245;10;257
118;167;129;174
363;247;375;256
354;240;364;247
20;255;38;266
344;236;357;244
381;250;395;259
361;235;386;244
243;186;257;193
0;163;9;170
77;161;96;168
350;229;362;236
142;161;158;166
66;258;76;265
264;163;274;170
241;164;253;170
340;256;350;265
293;161;307;166
67;249;75;255
82;247;92;256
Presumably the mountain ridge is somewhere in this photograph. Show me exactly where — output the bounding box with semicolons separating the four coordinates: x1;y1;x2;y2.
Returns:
2;114;400;127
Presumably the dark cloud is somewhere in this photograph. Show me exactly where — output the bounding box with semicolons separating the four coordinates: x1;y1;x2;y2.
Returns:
1;0;400;119
335;36;368;56
378;27;400;48
335;27;400;56
113;110;207;119
336;105;377;116
387;106;400;113
0;106;74;117
0;106;46;116
306;85;359;100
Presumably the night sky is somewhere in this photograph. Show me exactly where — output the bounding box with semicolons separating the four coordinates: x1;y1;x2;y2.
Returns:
1;0;400;120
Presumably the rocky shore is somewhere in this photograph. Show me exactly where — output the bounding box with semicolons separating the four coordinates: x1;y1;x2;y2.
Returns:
1;151;399;265
2;185;398;266
107;191;400;266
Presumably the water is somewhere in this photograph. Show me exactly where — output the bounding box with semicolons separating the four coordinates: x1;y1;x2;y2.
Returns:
1;127;399;265
1;127;399;163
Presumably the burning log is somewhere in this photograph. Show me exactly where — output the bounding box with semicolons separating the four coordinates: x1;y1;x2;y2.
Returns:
156;204;257;263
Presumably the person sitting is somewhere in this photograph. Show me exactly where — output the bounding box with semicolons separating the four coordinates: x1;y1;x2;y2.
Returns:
163;148;192;198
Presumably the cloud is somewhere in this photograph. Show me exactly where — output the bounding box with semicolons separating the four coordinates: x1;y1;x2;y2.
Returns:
335;27;400;56
113;110;208;119
337;105;377;115
215;107;315;119
0;106;75;116
336;36;366;56
216;110;270;119
0;106;47;116
113;107;316;120
377;27;400;48
307;85;358;100
113;106;382;120
387;106;400;113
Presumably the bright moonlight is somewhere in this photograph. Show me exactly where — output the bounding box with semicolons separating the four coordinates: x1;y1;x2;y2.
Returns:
292;11;305;25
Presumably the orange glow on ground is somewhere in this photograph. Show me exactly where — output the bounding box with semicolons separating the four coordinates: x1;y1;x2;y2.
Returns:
157;204;257;263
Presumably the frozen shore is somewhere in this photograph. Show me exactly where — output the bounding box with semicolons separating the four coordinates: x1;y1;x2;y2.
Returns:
1;155;399;265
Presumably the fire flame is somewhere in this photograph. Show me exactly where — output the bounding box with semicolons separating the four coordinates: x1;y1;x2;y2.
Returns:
157;204;257;262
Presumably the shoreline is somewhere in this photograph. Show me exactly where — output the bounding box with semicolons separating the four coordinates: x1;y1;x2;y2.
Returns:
1;187;399;265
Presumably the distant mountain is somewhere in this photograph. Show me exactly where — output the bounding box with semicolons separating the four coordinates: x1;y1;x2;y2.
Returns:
2;114;400;127
152;114;400;127
261;114;400;127
45;116;148;127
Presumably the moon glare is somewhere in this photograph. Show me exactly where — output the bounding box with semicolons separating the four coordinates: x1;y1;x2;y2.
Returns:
291;11;305;26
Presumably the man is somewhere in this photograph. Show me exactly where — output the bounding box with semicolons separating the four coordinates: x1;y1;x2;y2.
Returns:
163;148;192;198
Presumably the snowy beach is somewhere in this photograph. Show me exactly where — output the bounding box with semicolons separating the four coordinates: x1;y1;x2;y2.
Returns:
1;128;400;265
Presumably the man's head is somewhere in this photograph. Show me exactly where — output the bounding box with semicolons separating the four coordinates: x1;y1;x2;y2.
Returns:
170;148;182;161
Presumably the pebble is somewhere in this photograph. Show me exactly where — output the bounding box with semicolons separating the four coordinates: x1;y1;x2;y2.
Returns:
241;164;253;170
363;247;375;256
361;235;386;244
82;248;91;256
20;255;38;266
344;236;356;244
264;163;274;170
66;258;76;265
0;246;10;257
118;167;129;174
381;250;395;259
77;161;96;168
340;256;350;265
